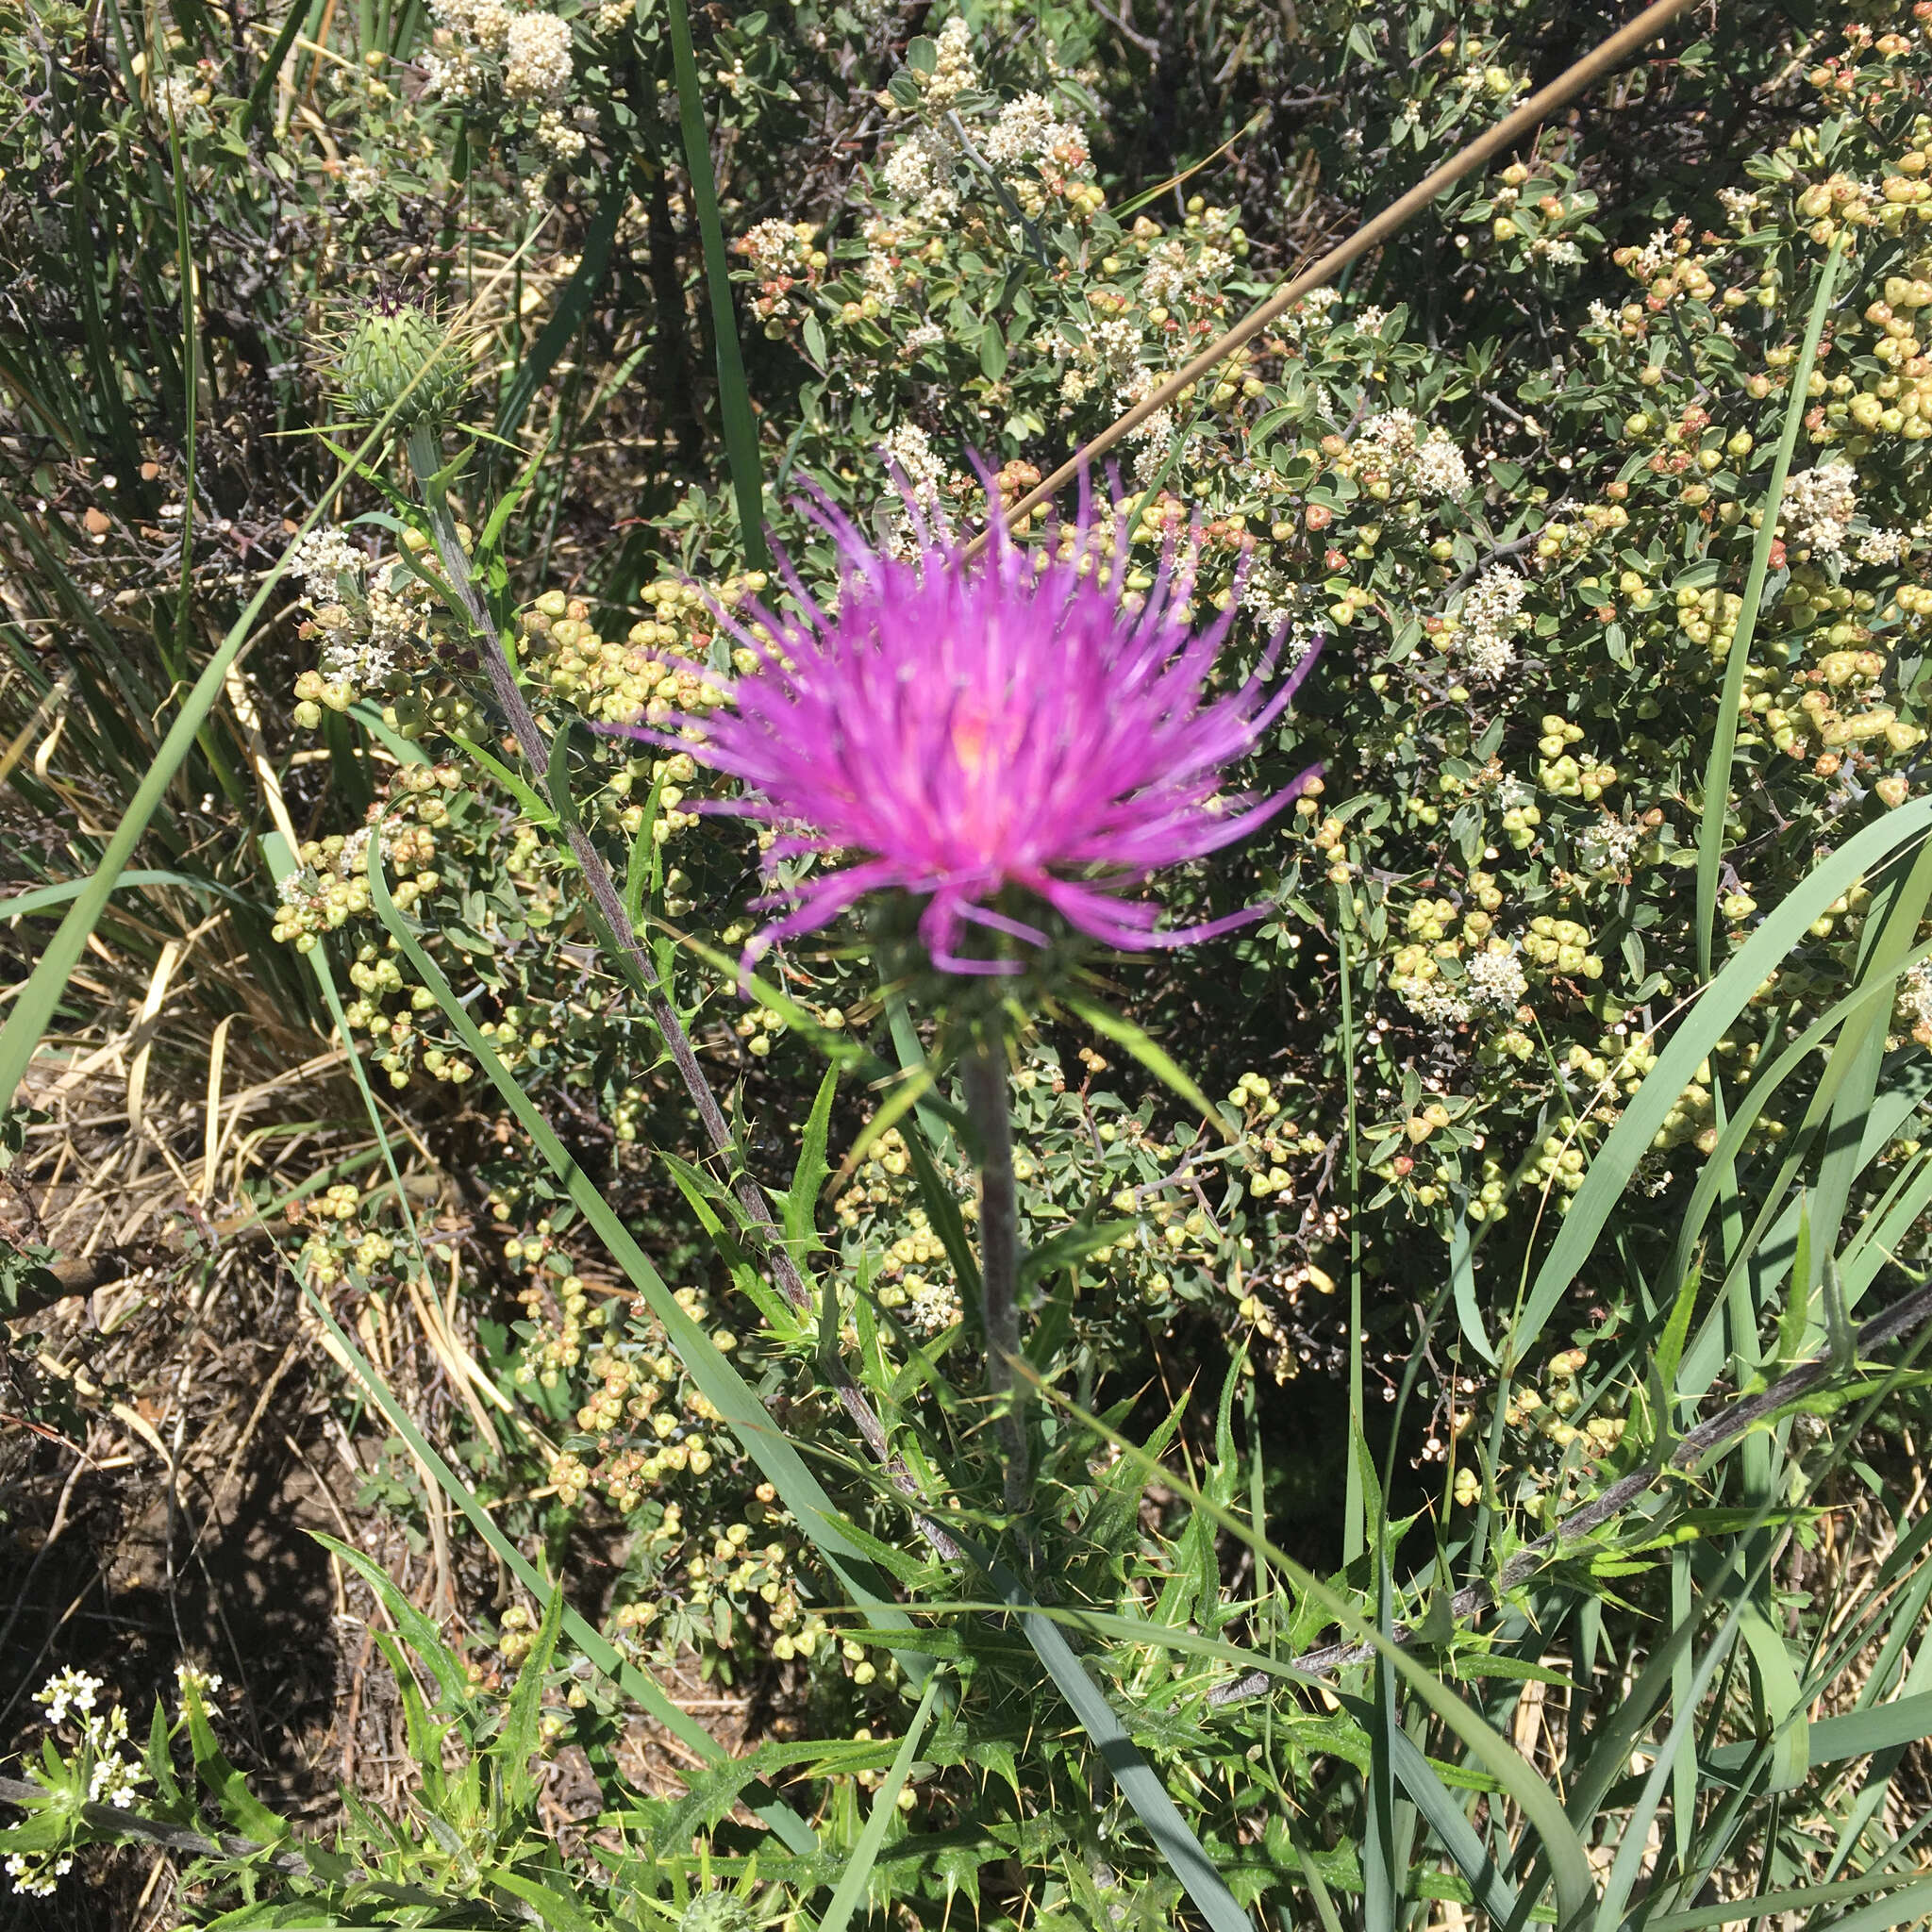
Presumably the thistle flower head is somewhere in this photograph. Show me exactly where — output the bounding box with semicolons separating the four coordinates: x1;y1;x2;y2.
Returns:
644;491;1318;978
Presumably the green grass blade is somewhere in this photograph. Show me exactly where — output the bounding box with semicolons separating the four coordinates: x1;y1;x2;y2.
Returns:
1338;1691;1519;1924
304;1293;819;1854
663;0;768;569
1510;798;1932;1364
2;870;254;917
971;1541;1258;1932
1450;1210;1498;1367
367;850;932;1617
1701;1688;1932;1780
0;386;422;1106
241;0;308;131
1641;1876;1932;1932
1663;934;1932;1345
1800;843;1932;1318
1025;1376;1597;1928
1691;237;1844;978
815;1672;943;1932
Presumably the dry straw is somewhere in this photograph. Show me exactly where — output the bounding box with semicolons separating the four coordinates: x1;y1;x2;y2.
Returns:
963;0;1703;559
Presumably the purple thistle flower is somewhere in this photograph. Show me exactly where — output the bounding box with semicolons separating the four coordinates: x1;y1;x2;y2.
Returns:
639;494;1319;978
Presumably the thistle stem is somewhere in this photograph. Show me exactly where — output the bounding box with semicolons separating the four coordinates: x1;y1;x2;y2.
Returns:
962;1034;1029;1520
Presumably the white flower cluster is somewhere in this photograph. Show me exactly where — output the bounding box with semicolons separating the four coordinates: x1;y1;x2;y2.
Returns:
339;155;383;205
5;1851;72;1898
860;250;900;309
881;126;958;223
504;10;573;101
534;108;588;161
1785;461;1859;558
981;92;1085;174
338;824;395;878
176;1662;225;1702
1237;560;1300;636
1587;299;1619;331
1626;227;1680;280
87;1705;143;1808
1352;409;1472;500
1856;526;1912;565
1074;314;1143;406
8;1673;152;1894
1528;235;1584;268
34;1668;102;1727
1453;564;1529;680
920;15;976;108
421;43;483;101
739;218;804;275
432;0;513;53
878;424;946;511
1719;185;1761;222
1578;816;1641;874
901;320;944;359
1141;237;1232;313
1398;979;1473;1028
287;526;364;603
154;72;208;128
320;631;397;689
1396;943;1523;1031
1464;943;1527;1009
904;1274;962;1336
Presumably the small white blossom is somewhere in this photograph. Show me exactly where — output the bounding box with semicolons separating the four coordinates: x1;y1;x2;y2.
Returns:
881;126;958;222
1353;409;1470;500
1465;943;1527;1009
904;1274;962;1335
1453;564;1529;680
1855;526;1909;565
877;423;946;511
7;1851;74;1897
176;1662;225;1700
503;10;573;101
1578;817;1641;874
981;92;1085;173
1785;461;1858;559
1397;978;1471;1028
340;155;382;205
34;1669;104;1728
287;527;364;603
921;15;976;107
420;45;482;101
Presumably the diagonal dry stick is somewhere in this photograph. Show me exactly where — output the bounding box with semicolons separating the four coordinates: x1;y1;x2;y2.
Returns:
960;0;1701;561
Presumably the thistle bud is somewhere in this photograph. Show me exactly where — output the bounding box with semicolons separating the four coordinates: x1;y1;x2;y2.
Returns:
329;297;471;431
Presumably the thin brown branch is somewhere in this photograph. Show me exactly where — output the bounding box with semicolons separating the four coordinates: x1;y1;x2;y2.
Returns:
960;0;1702;561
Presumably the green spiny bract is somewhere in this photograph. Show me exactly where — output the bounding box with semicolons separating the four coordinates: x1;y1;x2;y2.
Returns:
330;299;471;430
677;1893;756;1932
